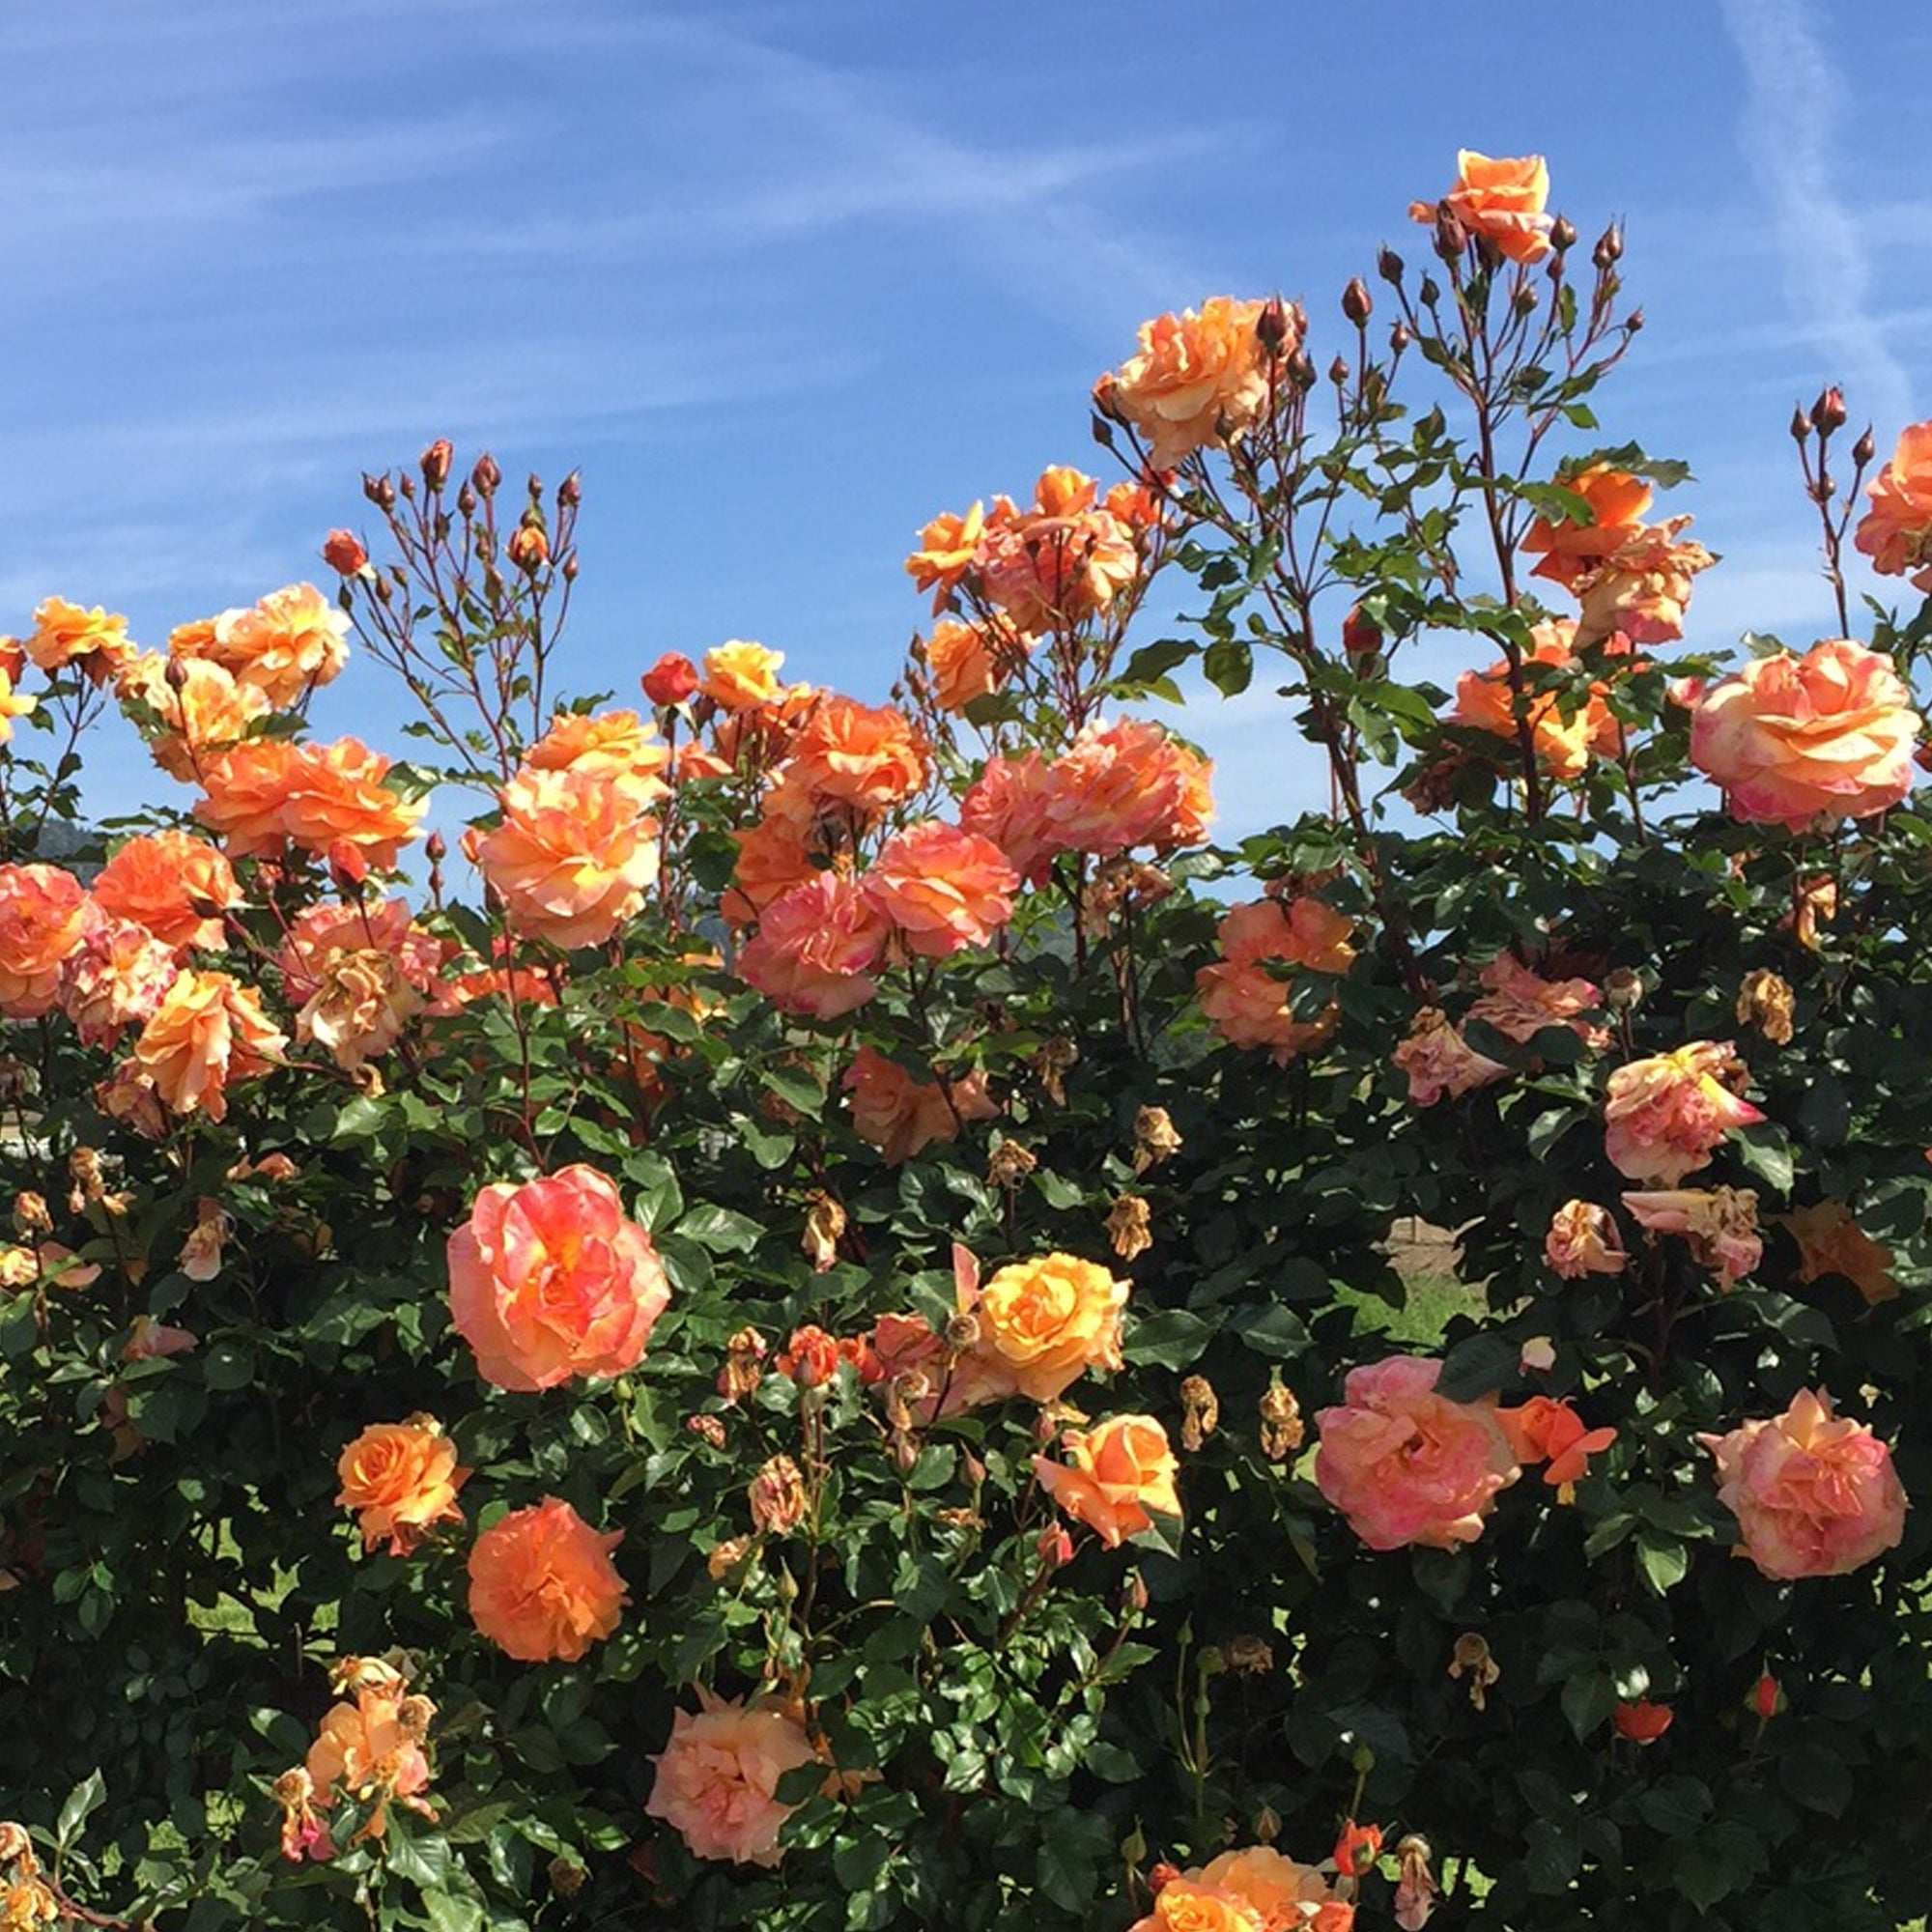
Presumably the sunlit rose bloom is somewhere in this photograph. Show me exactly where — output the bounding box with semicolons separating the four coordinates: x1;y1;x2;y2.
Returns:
477;765;657;949
737;872;890;1018
26;597;134;682
960;750;1062;885
1128;1884;1266;1932
1466;952;1605;1049
1604;1040;1763;1184
781;696;928;822
1392;1007;1508;1106
977;508;1139;631
1315;1354;1521;1551
1501;1395;1617;1491
677;742;733;781
1197;897;1352;1061
304;1674;436;1845
1686;638;1919;829
906;501;990;608
188;583;350;705
1175;1848;1337;1932
0;864;90;1018
1856;420;1932;590
722;812;818;927
526;707;670;795
336;1415;469;1554
1779;1198;1898;1306
1452;620;1613;781
278;897;449;1008
279;737;427;870
193;738;307;856
973;1251;1128;1403
843;1043;996;1165
645;1691;819;1867
468;1495;628;1662
1701;1388;1907;1580
924;616;1019;712
1545;1200;1626;1278
1573;517;1716;649
133;969;286;1122
1103;298;1276;469
700;640;784;711
1160;736;1217;848
1041;717;1191;856
117;653;270;781
1410;150;1554;264
1035;1414;1179;1548
1520;465;1654;590
1622;1187;1762;1290
59;909;178;1049
449;1164;671;1390
300;950;422;1069
866;820;1017;958
93;831;241;953
711;680;821;776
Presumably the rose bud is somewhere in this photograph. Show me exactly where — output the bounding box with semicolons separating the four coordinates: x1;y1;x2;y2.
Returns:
421;438;455;491
322;529;368;575
1342;605;1382;656
641;652;699;707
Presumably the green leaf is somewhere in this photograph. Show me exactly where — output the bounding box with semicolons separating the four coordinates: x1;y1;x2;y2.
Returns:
56;1771;104;1854
1634;1531;1689;1596
1561;1669;1616;1740
1203;638;1253;696
1779;1741;1851;1816
1732;1122;1795;1197
1123;1307;1213;1369
673;1204;764;1254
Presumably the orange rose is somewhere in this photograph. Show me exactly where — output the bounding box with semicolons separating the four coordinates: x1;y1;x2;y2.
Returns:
1687;638;1919;829
526;707;669;793
1573;516;1716;649
865;820;1017;958
701;640;784;711
646;1691;820;1867
1520;466;1653;589
960;750;1062;885
1104;298;1277;468
722;812;819;927
93;831;242;953
1605;1040;1764;1185
843;1043;995;1165
1195;897;1352;1062
1041;718;1209;858
973;1251;1128;1403
1451;620;1617;781
905;501;989;609
448;1164;671;1390
172;583;350;706
132;968;286;1122
277;897;450;1008
298;950;421;1068
476;764;659;949
923;616;1016;713
1034;1413;1179;1548
468;1495;628;1662
1856;420;1932;589
1412;150;1554;264
976;506;1138;632
278;737;427;871
194;738;306;856
26;597;135;682
1129;1885;1266;1932
304;1667;435;1844
335;1415;469;1554
118;653;270;782
0;864;89;1018
736;871;890;1019
780;696;928;822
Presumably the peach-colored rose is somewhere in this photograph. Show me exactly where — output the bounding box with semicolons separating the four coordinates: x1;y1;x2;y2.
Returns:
93;831;241;953
277;897;450;1009
973;1251;1128;1403
1520;465;1654;590
1315;1354;1520;1550
1604;1040;1764;1184
645;1690;819;1867
1687;638;1919;829
960;750;1062;885
1701;1388;1906;1580
58;909;178;1048
924;617;1019;712
1034;1413;1179;1548
26;597;134;682
277;737;427;871
976;506;1139;632
1452;620;1616;781
1392;1007;1508;1106
1545;1200;1626;1278
1622;1187;1762;1290
722;812;820;927
468;1495;628;1661
1412;150;1554;264
0;864;89;1018
117;653;270;782
1856;420;1932;590
192;583;350;706
865;820;1017;958
1467;952;1606;1049
1129;1882;1267;1932
737;871;890;1018
701;640;784;711
1500;1395;1617;1491
1104;298;1277;469
526;707;670;794
299;949;422;1068
132;969;286;1122
448;1164;671;1391
780;696;928;822
843;1044;995;1164
1041;718;1195;857
1779;1198;1897;1306
193;738;307;856
335;1415;469;1554
1151;1847;1335;1932
1196;897;1353;1062
304;1670;434;1843
476;764;658;949
906;501;990;607
1573;516;1716;650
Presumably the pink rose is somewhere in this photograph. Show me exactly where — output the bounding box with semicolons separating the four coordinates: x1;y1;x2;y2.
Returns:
864;820;1017;958
736;872;890;1019
1315;1355;1520;1550
1392;1007;1507;1106
1466;953;1605;1049
1604;1041;1763;1185
1701;1389;1906;1579
448;1165;670;1390
644;1691;819;1867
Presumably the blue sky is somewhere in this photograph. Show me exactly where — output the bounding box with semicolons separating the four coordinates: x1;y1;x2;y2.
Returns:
4;0;1927;838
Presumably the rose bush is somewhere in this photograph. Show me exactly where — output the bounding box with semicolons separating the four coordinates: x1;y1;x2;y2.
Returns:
4;154;1932;1932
